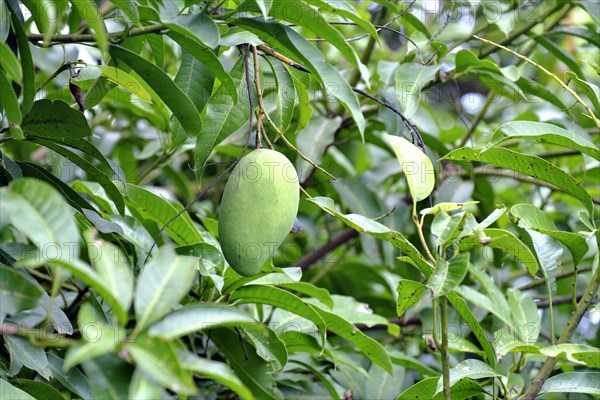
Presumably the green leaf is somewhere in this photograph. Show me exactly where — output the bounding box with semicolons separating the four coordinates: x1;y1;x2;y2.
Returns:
4;336;51;379
174;50;214;116
485;121;599;160
46;354;92;400
126;336;196;395
539;372;600;396
396;279;427;317
240;324;288;373
111;0;140;25
0;178;79;264
386;135;435;203
391;355;438;377
149;304;255;339
230;285;326;343
531;35;585;78
296;116;341;181
442;147;594;213
515;76;569;111
565;71;600;115
68;0;108;57
109;45;202;136
0;41;20;82
21;99;90;138
289;360;341;400
178;351;255;400
539;344;600;368
12;379;64;400
436;359;500;395
167;30;237;103
428;253;469;298
0;379;35;400
134;245;197;331
507;288;540;343
28;138;125;214
164;13;220;49
0;266;42;316
128;368;165;400
308;197;432;276
312;307;393;373
448;292;496;368
120;183;204;245
193;56;251;174
263;56;295;133
82;355;132;400
398;376;487;400
6;2;34;115
510;204;588;266
93;66;152;103
211;328;284;400
20;0;56;45
421;201;479;215
395;65;441;118
233;18;365;135
84;232;134;319
0;70;22;124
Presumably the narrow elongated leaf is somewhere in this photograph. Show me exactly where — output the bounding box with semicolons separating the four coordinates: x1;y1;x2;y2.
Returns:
95;66;152;103
396;279;427;317
289;360;341;400
485;121;599;160
28;138;125;214
109;46;202;136
51;259;128;325
174;50;214;115
134;246;197;331
0;179;79;263
565;71;600;114
233;18;364;135
395;65;441;118
398;376;486;400
193;57;251;174
128;368;165;400
68;0;108;57
0;42;21;82
6;2;34;115
179;351;254;400
448;292;496;368
167;31;237;103
0;70;21;124
296;116;341;181
507;288;540;343
428;253;469;298
21;99;90;138
111;0;140;25
0;379;35;400
12;379;65;400
539;372;600;396
467;265;513;325
149;304;255;339
82;355;132;400
511;204;588;266
126;336;196;395
230;285;326;343
120;183;204;245
47;354;92;400
516;76;569;111
263;56;295;133
164;13;220;49
0;266;42;316
531;35;585;78
539;344;600;368
84;233;134;318
240;324;288;373
4;336;51;380
442;147;594;213
386;135;435;203
308;197;433;276
212;328;284;400
436;359;500;395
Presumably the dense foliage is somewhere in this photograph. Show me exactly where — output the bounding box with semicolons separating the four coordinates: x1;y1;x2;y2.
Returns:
0;0;598;399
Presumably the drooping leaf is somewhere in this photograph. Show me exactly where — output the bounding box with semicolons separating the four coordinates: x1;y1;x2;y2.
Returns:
0;70;21;124
4;336;51;380
128;368;165;400
109;45;202;136
428;253;469;298
134;245;197;331
164;13;220;49
507;288;540;343
531;35;585;78
68;0;108;57
240;324;288;373
233;18;365;135
442;147;594;213
395;65;441;118
296;116;341;181
485;121;599;160
82;355;132;400
565;71;600;115
126;336;196;395
0;266;42;316
148;304;255;339
308;197;433;276
539;372;600;396
262;56;295;133
6;1;34;115
386;134;435;203
21;99;90;138
47;354;92;400
211;328;284;400
94;66;152;103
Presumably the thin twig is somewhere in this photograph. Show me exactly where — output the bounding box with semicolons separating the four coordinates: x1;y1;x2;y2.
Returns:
296;228;358;271
27;24;168;44
427;0;455;45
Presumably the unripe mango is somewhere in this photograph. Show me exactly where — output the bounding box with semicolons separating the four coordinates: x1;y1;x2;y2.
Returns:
218;149;299;276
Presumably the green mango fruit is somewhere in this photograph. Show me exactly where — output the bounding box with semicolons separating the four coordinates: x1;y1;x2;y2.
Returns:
218;149;300;276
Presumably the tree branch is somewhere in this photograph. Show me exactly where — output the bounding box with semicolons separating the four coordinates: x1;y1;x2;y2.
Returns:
296;228;358;271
